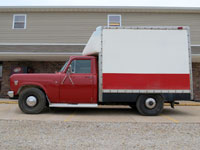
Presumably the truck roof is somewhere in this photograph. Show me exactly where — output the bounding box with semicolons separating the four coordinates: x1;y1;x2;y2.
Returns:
70;55;96;59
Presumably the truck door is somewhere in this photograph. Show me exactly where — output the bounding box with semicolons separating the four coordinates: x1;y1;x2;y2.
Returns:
60;59;95;103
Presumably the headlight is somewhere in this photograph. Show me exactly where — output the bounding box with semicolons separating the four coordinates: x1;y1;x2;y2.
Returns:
14;80;18;86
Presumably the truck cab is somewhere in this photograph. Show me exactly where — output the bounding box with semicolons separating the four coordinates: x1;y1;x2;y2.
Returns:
8;56;98;114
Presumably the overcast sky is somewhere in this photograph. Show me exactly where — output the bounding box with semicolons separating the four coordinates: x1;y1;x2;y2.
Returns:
0;0;200;7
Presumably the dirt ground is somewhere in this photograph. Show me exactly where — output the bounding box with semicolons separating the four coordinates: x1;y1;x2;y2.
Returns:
0;104;200;150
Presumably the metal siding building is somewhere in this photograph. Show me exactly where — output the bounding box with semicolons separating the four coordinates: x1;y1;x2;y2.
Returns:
0;6;200;98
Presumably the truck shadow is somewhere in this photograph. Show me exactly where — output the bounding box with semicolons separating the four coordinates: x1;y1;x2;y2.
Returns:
162;107;194;116
45;106;193;116
47;107;138;115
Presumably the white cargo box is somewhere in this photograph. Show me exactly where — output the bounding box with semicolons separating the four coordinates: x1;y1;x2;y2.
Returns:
83;26;192;100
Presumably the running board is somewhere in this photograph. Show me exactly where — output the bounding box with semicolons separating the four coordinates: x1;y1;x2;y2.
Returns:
49;103;98;108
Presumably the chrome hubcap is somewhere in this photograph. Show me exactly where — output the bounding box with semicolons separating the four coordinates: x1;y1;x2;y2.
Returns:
145;98;156;109
26;96;37;107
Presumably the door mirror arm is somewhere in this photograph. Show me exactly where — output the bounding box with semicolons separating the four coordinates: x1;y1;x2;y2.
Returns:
61;67;74;85
67;71;74;85
61;66;71;85
61;73;68;85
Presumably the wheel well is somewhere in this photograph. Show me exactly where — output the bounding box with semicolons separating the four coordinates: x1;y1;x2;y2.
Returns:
137;94;164;100
18;85;45;95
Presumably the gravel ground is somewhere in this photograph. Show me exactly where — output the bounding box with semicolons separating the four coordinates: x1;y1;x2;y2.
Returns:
0;120;200;150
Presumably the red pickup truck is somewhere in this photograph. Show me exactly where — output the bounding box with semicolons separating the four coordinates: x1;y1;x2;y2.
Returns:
8;26;193;115
9;56;98;112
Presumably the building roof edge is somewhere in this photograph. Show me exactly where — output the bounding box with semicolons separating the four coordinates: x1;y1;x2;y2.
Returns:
0;6;200;13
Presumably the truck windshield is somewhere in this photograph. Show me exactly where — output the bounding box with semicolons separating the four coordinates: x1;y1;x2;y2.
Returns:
59;61;68;72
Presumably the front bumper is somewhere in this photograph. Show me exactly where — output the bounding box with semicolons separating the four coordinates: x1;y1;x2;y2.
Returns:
7;91;14;98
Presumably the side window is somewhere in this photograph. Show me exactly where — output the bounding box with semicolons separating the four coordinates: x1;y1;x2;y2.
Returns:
13;14;27;29
108;14;121;27
71;60;91;74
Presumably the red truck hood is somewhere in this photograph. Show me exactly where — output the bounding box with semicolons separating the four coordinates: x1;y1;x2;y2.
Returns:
9;73;61;93
10;73;60;81
10;73;59;80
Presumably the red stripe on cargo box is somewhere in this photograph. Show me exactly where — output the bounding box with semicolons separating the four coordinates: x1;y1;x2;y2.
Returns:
103;73;190;90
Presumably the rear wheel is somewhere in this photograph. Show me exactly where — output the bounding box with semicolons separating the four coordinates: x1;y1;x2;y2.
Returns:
136;95;164;116
18;88;46;114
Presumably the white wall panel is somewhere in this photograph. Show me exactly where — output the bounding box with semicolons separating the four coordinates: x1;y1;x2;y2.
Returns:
102;29;190;74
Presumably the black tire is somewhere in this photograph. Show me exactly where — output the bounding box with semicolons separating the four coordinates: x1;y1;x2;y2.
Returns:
18;88;46;114
136;95;164;116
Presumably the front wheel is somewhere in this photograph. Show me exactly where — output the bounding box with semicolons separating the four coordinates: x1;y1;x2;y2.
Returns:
136;95;164;116
18;88;46;114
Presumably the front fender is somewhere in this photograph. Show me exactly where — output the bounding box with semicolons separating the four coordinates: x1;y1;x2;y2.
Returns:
17;81;59;103
18;82;48;96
